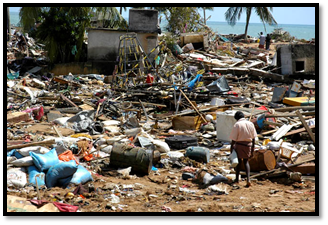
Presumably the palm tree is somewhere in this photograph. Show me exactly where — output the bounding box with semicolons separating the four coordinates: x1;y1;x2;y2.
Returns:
225;7;277;39
119;7;127;15
202;7;214;25
19;7;43;33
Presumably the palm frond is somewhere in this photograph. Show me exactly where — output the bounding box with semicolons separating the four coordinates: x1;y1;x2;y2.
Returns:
255;7;278;32
19;7;43;32
225;7;244;26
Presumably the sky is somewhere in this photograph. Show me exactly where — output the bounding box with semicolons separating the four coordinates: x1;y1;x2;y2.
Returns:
9;6;315;25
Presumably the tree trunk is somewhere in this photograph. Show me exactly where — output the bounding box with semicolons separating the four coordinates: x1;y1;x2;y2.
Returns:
244;10;252;40
7;7;11;41
120;7;122;15
203;8;206;25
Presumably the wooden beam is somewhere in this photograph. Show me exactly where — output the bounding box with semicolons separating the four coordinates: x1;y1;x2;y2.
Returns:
180;89;207;123
295;110;315;143
265;111;315;118
124;101;167;108
284;125;315;137
7;139;56;151
273;106;315;112
139;100;149;122
60;93;78;108
263;120;284;127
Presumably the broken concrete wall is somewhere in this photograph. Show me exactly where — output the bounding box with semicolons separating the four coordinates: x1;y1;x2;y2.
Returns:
277;44;315;75
180;32;206;49
87;28;123;62
50;62;114;76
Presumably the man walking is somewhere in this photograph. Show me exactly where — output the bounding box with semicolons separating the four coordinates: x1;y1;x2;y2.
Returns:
229;111;257;187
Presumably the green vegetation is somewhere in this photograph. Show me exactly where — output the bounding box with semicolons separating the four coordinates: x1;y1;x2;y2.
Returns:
18;7;127;64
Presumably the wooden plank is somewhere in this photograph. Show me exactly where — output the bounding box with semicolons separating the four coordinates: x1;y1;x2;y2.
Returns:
126;101;167;108
289;163;315;175
265;111;315;118
284;125;315;136
7;112;30;123
260;129;278;136
180;90;206;123
60;93;78;108
250;157;315;179
294;154;315;165
296;110;315;143
7;139;56;151
139;100;149;122
263;120;284;127
172;116;203;130
273;106;315;112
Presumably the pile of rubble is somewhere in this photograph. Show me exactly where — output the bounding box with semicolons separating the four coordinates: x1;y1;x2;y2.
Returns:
7;27;49;81
6;29;315;212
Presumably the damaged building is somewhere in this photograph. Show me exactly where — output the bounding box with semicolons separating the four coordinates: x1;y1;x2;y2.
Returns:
277;44;315;75
87;9;161;74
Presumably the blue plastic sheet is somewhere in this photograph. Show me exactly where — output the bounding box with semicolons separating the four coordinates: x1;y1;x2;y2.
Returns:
187;74;202;91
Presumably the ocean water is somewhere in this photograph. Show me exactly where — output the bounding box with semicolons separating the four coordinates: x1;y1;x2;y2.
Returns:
160;20;315;41
9;11;315;40
205;21;315;40
9;11;20;27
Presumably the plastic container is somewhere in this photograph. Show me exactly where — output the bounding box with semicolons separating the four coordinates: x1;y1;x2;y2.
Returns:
280;142;302;159
229;150;239;167
216;110;237;142
185;146;210;163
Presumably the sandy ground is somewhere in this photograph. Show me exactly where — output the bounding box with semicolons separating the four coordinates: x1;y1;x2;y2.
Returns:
7;154;315;213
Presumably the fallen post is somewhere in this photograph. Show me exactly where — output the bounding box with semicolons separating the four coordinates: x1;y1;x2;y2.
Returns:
265;111;315;118
7;139;56;150
296;110;315;143
179;90;207;123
